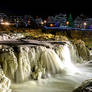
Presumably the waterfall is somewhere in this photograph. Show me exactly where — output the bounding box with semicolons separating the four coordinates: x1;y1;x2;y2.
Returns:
61;44;79;73
55;42;80;74
0;47;18;81
40;48;65;75
0;41;81;83
16;46;31;82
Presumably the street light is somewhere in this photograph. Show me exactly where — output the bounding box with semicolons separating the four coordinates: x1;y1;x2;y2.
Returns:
84;22;87;26
66;21;69;26
41;21;44;25
50;24;54;27
44;20;47;24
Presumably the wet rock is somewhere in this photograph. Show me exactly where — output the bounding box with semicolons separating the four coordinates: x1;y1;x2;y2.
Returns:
73;79;92;92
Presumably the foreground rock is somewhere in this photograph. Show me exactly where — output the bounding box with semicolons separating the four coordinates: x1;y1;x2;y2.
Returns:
73;79;92;92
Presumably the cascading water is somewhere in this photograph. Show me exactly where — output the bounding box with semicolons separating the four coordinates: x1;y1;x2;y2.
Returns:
0;41;92;92
16;46;31;82
60;44;80;74
40;48;64;75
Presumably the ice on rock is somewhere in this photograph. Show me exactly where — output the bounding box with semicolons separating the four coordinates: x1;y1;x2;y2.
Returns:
0;68;11;92
16;46;31;82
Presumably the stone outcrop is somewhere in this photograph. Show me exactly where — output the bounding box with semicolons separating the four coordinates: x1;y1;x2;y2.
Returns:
73;79;92;92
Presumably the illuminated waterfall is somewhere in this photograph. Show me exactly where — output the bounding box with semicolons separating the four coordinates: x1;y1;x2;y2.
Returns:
0;42;80;83
40;48;65;75
16;46;31;82
61;44;79;73
55;43;80;74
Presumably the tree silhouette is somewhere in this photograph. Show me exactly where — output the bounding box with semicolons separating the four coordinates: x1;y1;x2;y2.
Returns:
68;14;74;27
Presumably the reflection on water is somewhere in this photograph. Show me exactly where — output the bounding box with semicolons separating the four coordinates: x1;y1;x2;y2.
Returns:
11;62;92;92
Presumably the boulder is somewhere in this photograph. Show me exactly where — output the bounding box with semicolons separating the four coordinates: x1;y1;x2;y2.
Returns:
73;79;92;92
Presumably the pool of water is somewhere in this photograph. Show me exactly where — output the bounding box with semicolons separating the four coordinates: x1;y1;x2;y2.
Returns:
11;62;92;92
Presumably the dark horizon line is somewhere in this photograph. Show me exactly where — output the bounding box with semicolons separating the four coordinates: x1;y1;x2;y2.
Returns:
0;9;92;18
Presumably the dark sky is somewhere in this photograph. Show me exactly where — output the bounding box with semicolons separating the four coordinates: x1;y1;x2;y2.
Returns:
0;0;91;18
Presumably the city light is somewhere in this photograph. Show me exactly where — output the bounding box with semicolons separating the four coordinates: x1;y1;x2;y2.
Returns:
84;22;87;26
1;19;3;22
41;21;44;25
66;21;69;25
50;24;54;27
44;20;47;24
83;22;87;29
1;22;10;26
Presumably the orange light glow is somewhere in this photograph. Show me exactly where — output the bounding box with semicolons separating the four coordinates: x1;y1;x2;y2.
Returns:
50;24;54;27
66;21;69;25
1;22;10;26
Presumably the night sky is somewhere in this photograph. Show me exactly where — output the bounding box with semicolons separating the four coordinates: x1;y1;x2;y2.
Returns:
0;0;91;18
